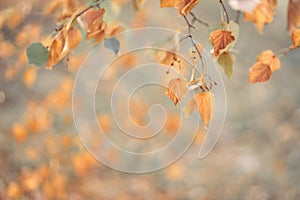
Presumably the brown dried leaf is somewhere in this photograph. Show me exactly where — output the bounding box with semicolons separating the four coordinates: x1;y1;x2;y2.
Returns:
244;0;278;34
256;50;280;72
249;62;272;83
160;0;200;15
194;92;214;128
291;28;300;47
288;0;300;34
84;8;105;29
209;30;235;58
166;78;188;106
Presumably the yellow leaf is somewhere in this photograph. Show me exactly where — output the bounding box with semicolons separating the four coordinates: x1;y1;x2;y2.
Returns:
7;182;21;199
160;0;200;15
194;92;214;128
288;0;300;34
256;50;280;72
244;0;278;34
291;29;300;47
165;78;187;106
209;30;235;58
217;51;235;78
183;98;197;117
249;62;272;83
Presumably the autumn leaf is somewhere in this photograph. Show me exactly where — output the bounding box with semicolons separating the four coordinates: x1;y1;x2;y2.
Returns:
244;0;278;34
288;0;300;34
217;51;235;78
84;8;105;29
249;62;272;83
160;0;200;15
291;29;300;47
209;30;235;58
166;78;188;106
194;92;214;128
46;27;82;69
256;50;280;71
183;98;197;117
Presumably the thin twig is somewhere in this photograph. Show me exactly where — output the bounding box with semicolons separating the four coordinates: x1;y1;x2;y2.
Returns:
183;15;205;73
277;46;300;59
189;12;209;28
219;0;229;24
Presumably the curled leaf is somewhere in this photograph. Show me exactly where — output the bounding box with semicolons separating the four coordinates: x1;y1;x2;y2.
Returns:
291;29;300;47
160;0;200;15
256;50;280;72
244;0;278;34
209;30;235;58
84;8;105;29
194;92;214;128
166;78;188;106
288;0;300;34
249;62;272;83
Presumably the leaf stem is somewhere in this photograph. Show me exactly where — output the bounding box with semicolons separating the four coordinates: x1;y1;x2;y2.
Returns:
189;12;209;28
219;0;229;24
183;15;205;74
276;46;300;59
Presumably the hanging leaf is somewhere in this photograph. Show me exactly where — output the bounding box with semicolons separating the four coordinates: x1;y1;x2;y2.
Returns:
160;0;200;15
165;78;188;106
84;8;105;29
209;30;235;58
288;0;300;34
249;62;272;83
183;98;197;117
291;29;300;47
104;37;120;55
67;27;82;49
217;51;235;79
244;0;278;34
194;92;214;128
256;50;280;72
26;42;49;67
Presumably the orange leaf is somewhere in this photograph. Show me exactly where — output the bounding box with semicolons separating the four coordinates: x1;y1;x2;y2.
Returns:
209;30;235;58
165;78;187;106
288;0;300;34
249;62;272;83
194;92;214;128
67;27;82;49
244;0;278;34
160;0;200;15
291;29;300;47
46;30;67;69
256;50;280;72
84;8;105;29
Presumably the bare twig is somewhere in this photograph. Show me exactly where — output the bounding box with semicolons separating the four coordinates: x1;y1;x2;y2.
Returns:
277;46;300;59
219;0;229;24
183;15;205;73
189;12;209;28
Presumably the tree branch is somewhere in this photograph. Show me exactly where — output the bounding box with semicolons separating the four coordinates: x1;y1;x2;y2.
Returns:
189;12;209;28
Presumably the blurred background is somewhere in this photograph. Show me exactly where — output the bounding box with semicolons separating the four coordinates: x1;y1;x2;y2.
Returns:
0;0;300;199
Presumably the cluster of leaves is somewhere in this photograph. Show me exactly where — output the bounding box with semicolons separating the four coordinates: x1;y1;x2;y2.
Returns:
26;0;123;70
